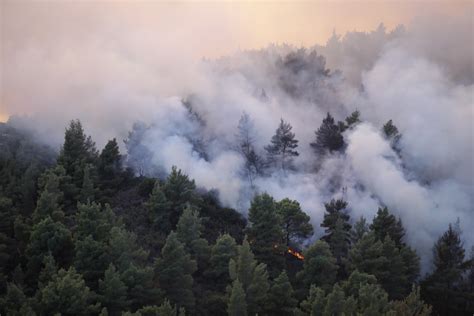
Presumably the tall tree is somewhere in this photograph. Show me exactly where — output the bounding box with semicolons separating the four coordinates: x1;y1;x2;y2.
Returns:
310;113;344;154
236;112;264;186
370;207;405;246
33;166;66;223
351;216;369;244
422;223;470;315
276;198;313;246
296;240;338;294
57;120;98;208
320;199;351;268
246;193;285;274
162;166;200;228
266;271;298;315
146;180;173;234
176;206;210;268
25;217;74;287
36;267;100;315
265;119;299;172
382;119;402;153
229;237;270;316
155;231;197;312
98;138;123;198
98;264;129;315
227;279;247;316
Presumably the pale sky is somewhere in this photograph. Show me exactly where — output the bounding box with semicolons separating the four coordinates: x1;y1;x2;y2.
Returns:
1;0;472;122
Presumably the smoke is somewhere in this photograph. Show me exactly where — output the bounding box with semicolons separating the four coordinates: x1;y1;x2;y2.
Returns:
2;4;473;271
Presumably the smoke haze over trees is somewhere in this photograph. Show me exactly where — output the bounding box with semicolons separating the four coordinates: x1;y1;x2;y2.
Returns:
1;3;473;315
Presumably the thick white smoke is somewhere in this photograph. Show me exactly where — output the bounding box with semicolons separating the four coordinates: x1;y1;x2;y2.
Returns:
3;10;473;271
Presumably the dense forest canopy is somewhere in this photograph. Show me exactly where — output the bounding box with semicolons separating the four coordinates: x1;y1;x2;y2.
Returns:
0;113;472;315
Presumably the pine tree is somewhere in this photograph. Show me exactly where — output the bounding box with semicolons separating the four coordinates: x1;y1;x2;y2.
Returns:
236;112;264;185
370;207;405;246
276;198;313;246
323;284;356;316
37;267;100;315
298;285;326;316
98;138;123;197
357;283;390;316
311;113;344;154
229;237;270;315
162;166;200;227
265;119;299;172
422;223;469;315
390;285;432;316
351;216;369;244
320;199;351;268
25;217;74;286
57;120;98;208
38;253;57;288
79;164;96;203
33;166;66;223
266;271;297;315
320;199;351;240
155;231;197;311
206;234;238;289
146;180;173;234
0;282;35;316
382;119;402;152
246;193;285;274
227;279;247;316
176;206;210;267
297;240;338;293
98;264;129;315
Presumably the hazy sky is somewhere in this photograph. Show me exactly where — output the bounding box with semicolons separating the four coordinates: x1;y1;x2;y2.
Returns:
0;0;472;121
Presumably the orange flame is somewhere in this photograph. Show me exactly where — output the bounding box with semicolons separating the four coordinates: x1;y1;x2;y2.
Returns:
287;248;304;260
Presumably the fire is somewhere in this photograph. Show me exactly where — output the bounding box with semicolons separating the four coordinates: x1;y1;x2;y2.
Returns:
287;248;304;260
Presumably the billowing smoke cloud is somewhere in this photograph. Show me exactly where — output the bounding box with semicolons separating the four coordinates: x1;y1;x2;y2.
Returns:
2;6;473;271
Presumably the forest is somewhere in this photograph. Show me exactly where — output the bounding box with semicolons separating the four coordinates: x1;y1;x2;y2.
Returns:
0;114;472;316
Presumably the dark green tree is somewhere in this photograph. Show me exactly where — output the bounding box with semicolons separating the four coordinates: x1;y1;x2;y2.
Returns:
320;199;351;269
265;119;299;172
98;264;129;315
227;279;247;316
162;166;200;228
382;119;402;152
57;120;98;208
236;112;264;186
229;237;270;316
422;223;470;315
370;207;405;246
246;193;285;274
25;217;74;286
351;216;369;244
33;166;66;223
36;267;100;315
176;206;210;268
276;198;313;246
266;271;298;315
296;240;338;293
98;138;123;198
146;180;173;234
311;113;344;154
155;231;197;311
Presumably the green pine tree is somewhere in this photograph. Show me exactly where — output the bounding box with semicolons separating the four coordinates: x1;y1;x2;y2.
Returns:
266;271;297;315
276;198;313;246
155;231;197;311
296;240;338;293
246;193;285;275
227;279;247;316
